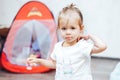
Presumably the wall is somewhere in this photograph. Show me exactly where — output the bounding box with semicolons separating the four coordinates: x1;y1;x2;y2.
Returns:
0;0;120;58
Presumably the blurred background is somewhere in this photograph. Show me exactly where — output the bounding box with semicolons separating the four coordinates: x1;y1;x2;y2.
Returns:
0;0;120;58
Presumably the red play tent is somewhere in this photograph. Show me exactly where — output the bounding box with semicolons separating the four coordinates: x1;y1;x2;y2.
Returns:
1;1;57;73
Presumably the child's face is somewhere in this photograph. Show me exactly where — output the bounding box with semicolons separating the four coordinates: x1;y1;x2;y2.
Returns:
59;13;83;44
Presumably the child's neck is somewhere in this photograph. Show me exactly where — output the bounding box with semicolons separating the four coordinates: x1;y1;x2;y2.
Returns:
62;40;78;47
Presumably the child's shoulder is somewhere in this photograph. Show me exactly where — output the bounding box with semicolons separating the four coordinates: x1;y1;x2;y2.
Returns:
78;39;93;46
54;41;63;47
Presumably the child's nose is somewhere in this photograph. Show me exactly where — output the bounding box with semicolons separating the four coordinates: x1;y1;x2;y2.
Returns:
66;29;71;34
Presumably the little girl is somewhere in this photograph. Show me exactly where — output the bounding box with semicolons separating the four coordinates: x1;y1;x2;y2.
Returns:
27;3;107;80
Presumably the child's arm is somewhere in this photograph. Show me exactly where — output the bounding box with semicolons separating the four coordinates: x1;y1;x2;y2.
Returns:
88;34;107;54
27;58;56;69
80;33;107;54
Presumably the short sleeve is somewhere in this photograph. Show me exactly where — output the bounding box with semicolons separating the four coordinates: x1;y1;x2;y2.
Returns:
81;40;94;56
50;44;57;61
85;42;94;55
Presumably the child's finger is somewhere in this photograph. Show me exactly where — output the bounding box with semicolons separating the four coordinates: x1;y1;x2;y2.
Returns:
81;34;89;40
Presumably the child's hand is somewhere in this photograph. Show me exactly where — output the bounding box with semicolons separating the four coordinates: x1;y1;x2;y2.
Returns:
78;34;89;40
27;57;39;66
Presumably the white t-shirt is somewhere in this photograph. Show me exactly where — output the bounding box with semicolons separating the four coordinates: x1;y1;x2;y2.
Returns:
51;39;94;80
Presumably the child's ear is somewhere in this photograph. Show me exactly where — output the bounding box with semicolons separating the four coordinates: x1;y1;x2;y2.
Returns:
80;24;84;33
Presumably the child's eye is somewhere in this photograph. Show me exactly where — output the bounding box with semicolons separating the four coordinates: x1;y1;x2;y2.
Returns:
61;27;66;30
71;27;76;30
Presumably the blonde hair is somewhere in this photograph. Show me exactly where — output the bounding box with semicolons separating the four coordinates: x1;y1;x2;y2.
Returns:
58;3;83;29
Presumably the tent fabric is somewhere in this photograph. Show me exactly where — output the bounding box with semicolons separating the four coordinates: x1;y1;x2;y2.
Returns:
1;1;57;73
